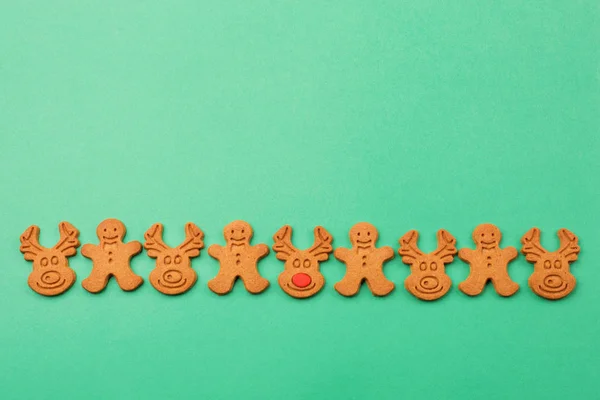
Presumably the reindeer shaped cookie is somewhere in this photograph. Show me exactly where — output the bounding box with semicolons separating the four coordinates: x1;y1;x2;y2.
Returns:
144;223;204;295
458;223;519;297
208;220;270;295
81;219;144;293
19;222;80;296
272;225;333;299
334;222;395;297
521;228;580;300
399;229;457;301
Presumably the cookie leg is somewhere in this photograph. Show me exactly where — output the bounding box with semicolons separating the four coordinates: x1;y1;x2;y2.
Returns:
365;272;395;297
491;273;519;297
334;273;363;297
113;269;144;291
458;272;487;296
239;270;270;294
82;269;110;294
208;271;237;295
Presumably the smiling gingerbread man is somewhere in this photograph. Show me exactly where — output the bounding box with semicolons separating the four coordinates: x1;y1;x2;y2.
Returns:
334;222;395;297
81;219;144;293
458;223;519;297
208;220;270;295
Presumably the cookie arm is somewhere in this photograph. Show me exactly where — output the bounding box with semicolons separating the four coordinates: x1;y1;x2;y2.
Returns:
334;247;351;262
125;241;143;256
208;244;225;259
377;246;395;262
81;244;98;259
252;244;270;259
503;246;518;262
458;248;474;262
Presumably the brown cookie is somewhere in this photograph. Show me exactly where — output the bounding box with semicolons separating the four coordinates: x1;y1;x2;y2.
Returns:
334;222;395;297
272;225;333;299
399;229;457;301
81;219;143;293
458;223;519;297
208;220;270;295
19;222;80;296
521;227;580;300
144;223;204;295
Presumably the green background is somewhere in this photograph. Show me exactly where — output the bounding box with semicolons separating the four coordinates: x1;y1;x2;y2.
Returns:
1;1;598;399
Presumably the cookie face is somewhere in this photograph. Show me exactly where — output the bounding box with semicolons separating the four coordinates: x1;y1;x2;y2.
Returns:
399;229;457;301
273;225;333;299
334;222;395;297
144;223;204;295
97;219;126;243
19;222;80;296
521;228;580;300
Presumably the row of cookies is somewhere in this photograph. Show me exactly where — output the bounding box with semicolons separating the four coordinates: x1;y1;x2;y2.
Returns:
19;219;580;300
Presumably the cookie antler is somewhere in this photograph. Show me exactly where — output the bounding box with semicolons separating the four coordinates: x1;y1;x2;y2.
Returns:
144;223;169;258
20;225;44;261
433;229;457;263
54;222;80;256
398;230;424;264
308;226;333;261
521;228;547;262
273;225;298;261
178;223;204;257
557;228;580;262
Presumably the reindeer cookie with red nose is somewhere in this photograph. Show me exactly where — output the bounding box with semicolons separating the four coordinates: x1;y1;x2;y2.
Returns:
521;228;580;300
81;219;144;293
334;223;395;297
208;221;270;295
19;222;80;296
458;223;519;297
272;225;333;299
399;229;457;301
144;223;204;295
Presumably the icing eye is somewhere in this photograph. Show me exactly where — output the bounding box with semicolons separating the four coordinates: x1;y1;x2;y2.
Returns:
430;262;437;271
544;260;551;269
367;231;370;236
241;229;245;234
419;262;427;271
104;229;107;232
357;232;361;236
164;256;172;265
51;256;59;265
491;233;495;237
292;259;301;268
555;260;562;269
41;257;49;267
303;259;311;268
481;233;484;237
174;255;182;265
231;230;234;234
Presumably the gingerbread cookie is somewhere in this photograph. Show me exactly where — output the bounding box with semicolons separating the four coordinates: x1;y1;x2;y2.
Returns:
208;220;270;295
19;222;80;296
272;225;333;299
399;229;457;301
81;219;143;293
521;227;580;300
334;222;395;297
144;223;204;295
458;223;519;297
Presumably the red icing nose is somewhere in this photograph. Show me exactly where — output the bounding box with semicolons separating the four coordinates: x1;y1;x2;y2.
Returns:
292;273;312;288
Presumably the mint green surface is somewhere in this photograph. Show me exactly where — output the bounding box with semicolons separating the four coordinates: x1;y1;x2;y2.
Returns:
1;2;598;399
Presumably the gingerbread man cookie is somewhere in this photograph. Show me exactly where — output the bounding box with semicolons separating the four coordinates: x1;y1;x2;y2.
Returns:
521;227;580;300
272;225;333;299
81;219;143;293
399;229;457;301
144;223;204;295
334;222;395;297
208;220;270;295
19;222;80;296
458;223;519;297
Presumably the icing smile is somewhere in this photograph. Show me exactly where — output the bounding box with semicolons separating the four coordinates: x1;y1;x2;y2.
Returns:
287;282;316;292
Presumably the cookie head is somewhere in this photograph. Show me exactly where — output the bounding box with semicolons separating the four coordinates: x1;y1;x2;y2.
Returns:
278;251;326;298
473;224;501;249
349;222;378;249
224;220;252;244
97;219;126;243
28;249;76;296
404;256;452;301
